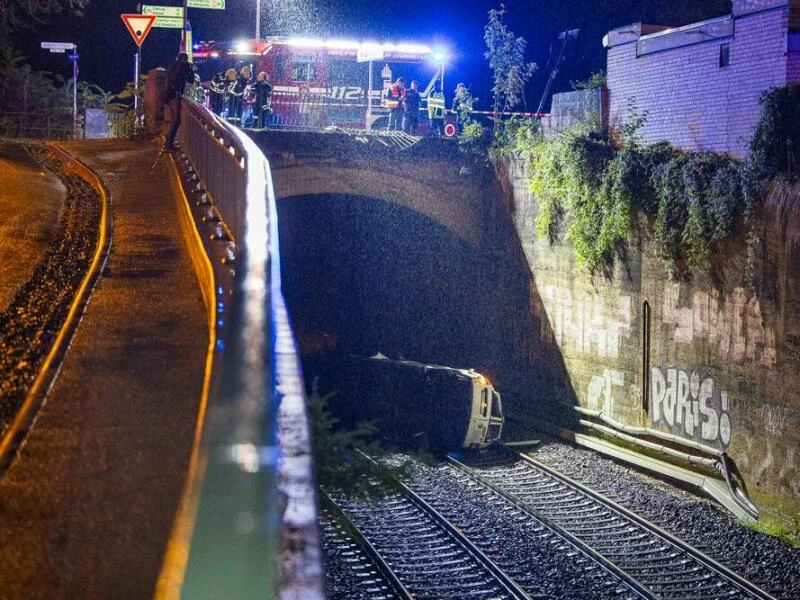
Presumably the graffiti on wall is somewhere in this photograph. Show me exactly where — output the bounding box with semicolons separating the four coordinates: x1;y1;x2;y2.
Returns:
745;404;800;501
539;285;632;359
662;283;776;368
587;368;626;413
651;366;732;447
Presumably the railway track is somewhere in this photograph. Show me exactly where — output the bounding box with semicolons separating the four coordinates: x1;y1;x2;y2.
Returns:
449;448;776;600
320;502;402;599
325;475;530;599
325;453;649;599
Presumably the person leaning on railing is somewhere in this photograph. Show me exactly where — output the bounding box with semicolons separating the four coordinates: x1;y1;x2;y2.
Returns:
162;52;195;151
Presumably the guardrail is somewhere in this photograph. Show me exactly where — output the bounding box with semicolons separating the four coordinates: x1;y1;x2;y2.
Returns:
156;98;323;599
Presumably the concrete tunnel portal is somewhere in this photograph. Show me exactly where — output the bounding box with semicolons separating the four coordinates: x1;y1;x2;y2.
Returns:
254;130;548;429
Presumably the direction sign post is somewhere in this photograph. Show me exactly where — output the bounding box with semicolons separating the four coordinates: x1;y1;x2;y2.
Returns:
186;0;225;8
141;5;184;28
41;42;79;137
41;41;76;51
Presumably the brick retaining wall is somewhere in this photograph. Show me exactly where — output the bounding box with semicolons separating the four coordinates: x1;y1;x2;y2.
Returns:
497;154;800;518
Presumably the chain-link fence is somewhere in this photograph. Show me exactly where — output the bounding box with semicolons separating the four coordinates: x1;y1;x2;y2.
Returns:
0;110;77;140
0;108;140;141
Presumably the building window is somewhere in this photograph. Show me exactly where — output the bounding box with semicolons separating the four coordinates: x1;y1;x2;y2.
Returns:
720;43;730;67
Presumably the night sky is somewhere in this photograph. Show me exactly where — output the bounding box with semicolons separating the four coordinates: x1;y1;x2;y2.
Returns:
15;0;730;109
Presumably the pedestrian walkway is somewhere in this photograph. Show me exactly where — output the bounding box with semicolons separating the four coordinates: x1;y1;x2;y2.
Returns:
0;140;209;600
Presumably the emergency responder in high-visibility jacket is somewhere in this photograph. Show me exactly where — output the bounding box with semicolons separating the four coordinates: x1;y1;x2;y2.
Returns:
427;80;445;137
384;77;405;131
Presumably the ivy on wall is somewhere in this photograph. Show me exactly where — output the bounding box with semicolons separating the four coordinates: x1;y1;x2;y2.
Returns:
749;83;800;181
495;98;800;279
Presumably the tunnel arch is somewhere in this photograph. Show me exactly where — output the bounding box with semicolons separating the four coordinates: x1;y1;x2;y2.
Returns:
270;163;484;246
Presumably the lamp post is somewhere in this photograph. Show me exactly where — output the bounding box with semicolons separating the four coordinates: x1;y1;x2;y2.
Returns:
182;0;188;51
68;48;79;137
432;50;445;92
255;0;261;41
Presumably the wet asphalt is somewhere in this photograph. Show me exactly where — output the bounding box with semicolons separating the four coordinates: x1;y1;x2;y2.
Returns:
0;143;65;312
0;140;208;600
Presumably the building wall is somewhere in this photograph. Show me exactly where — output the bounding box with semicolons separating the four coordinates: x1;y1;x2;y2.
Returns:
789;52;800;80
497;154;800;518
606;3;791;157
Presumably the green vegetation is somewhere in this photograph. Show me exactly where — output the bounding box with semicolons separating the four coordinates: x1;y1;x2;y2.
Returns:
0;0;136;138
571;70;607;91
749;83;800;180
490;82;800;278
483;4;536;120
496;110;757;278
744;505;800;548
0;0;88;40
458;121;492;178
308;386;416;496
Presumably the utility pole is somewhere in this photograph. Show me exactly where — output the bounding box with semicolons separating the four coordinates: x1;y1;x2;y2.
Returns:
536;28;579;117
70;47;79;137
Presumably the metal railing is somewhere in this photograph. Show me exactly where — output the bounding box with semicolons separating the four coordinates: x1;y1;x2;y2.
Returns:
0;109;139;140
157;98;323;599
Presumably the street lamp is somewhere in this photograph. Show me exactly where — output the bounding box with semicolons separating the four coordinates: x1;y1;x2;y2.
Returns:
432;50;446;91
255;0;261;41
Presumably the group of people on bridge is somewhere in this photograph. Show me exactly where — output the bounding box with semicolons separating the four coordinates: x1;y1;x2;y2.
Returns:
160;51;474;145
383;77;473;137
208;65;273;128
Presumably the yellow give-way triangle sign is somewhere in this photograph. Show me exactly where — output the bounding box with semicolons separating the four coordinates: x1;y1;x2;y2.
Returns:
121;14;157;46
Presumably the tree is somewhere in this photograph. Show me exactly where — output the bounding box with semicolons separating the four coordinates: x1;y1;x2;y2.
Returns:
0;0;88;37
0;0;90;116
484;4;537;120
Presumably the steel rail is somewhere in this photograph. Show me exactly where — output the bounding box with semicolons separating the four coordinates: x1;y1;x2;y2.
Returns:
394;475;531;600
354;450;531;599
321;490;414;599
513;451;776;599
446;455;655;599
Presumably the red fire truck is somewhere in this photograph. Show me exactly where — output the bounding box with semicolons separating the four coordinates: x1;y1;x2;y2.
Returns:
192;37;452;133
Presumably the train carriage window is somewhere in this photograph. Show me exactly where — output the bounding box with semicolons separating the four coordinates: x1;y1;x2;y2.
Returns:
291;53;316;82
490;391;502;418
481;389;488;416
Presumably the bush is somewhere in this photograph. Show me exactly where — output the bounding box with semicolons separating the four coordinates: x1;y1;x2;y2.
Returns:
651;152;745;275
750;83;800;180
498;115;750;277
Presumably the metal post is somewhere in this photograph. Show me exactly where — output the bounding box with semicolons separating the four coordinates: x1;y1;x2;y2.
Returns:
182;0;188;51
73;47;78;137
134;51;141;111
136;2;142;111
366;60;373;131
255;0;261;41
